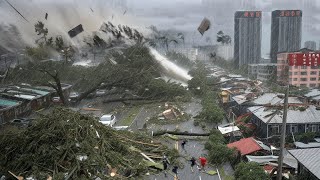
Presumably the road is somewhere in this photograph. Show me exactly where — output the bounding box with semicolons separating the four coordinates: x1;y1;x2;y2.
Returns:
126;98;231;180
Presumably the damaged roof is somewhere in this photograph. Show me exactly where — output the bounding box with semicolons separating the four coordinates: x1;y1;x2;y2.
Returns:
248;105;320;124
289;148;320;179
227;137;270;155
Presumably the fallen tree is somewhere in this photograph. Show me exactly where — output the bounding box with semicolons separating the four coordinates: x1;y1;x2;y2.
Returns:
152;131;211;136
0;108;178;179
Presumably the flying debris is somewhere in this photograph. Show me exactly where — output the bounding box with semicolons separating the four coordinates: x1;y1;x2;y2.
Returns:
90;8;94;12
198;17;210;36
112;14;114;19
68;24;84;38
4;0;29;22
210;52;216;58
123;10;127;15
45;13;48;20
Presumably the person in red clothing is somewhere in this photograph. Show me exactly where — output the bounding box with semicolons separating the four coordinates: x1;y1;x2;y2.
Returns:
199;156;207;171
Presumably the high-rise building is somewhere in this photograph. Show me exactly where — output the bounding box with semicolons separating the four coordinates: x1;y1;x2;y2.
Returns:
270;10;302;63
234;11;262;68
304;41;317;51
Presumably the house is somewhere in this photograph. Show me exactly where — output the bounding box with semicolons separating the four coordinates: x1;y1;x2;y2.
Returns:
227;137;271;156
0;98;22;124
304;89;320;105
289;148;320;180
248;105;320;138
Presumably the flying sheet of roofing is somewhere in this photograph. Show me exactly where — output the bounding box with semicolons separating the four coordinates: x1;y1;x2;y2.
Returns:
218;123;240;135
233;93;303;106
289;148;320;179
248;105;320;124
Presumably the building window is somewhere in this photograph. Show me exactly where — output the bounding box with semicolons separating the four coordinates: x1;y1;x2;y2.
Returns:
310;77;317;81
295;66;298;69
300;84;307;87
271;125;279;134
301;72;307;75
310;84;317;87
294;72;298;75
309;125;318;132
293;78;297;81
310;71;317;75
301;66;307;69
291;125;298;133
311;66;318;69
301;78;307;81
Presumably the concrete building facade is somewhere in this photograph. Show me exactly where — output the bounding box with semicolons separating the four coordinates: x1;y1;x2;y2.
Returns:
270;10;302;63
277;49;320;88
217;45;234;61
234;11;262;68
248;63;277;81
305;41;317;51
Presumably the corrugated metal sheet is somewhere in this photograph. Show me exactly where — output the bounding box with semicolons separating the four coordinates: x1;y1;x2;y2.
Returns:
0;98;19;107
197;18;210;35
289;148;320;179
253;93;302;105
227;137;264;155
248;105;320;124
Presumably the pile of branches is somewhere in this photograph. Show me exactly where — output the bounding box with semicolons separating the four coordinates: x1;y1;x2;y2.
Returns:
0;108;175;179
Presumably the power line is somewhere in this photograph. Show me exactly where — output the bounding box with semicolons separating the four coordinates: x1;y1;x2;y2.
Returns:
4;0;29;23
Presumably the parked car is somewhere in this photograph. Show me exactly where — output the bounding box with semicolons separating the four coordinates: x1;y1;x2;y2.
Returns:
10;118;34;127
99;114;116;127
112;126;128;131
52;97;62;103
96;89;106;97
69;92;79;99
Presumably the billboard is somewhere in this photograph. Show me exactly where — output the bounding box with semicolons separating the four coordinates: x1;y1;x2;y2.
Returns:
273;10;302;17
235;11;261;18
68;24;84;38
288;53;320;66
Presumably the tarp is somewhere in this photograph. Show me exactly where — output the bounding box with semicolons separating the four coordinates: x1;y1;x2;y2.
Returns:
198;18;210;35
68;24;84;38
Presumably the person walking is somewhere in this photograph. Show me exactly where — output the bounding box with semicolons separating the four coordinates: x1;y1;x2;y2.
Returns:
190;157;197;173
162;154;170;177
172;166;179;180
181;139;187;152
199;156;207;172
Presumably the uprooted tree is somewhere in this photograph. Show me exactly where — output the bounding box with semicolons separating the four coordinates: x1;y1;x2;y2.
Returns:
0;108;178;179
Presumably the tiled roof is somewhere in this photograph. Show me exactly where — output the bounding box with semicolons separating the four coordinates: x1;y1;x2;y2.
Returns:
289;148;320;179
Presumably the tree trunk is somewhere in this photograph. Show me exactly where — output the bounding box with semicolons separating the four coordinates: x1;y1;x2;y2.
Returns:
152;131;211;136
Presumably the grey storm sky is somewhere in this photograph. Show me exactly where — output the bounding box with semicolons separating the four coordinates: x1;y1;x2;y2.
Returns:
127;0;320;57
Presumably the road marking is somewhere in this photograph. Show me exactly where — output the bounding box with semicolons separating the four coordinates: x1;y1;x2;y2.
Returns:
199;175;202;180
216;168;222;180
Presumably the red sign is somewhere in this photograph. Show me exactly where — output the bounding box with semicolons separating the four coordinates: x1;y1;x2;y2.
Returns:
242;11;261;18
288;53;320;66
279;10;301;17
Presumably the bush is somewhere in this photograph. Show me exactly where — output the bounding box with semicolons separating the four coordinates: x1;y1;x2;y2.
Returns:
234;162;269;180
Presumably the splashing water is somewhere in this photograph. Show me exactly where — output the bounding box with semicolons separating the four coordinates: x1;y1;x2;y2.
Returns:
149;48;192;83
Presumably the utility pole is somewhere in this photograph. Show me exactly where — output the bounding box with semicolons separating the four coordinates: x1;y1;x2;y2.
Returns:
277;66;289;180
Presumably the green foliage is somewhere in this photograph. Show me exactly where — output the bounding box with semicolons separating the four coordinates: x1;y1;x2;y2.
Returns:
295;132;317;143
188;61;209;95
25;45;51;61
166;51;194;69
197;91;224;124
205;129;235;165
234;162;269;180
217;31;232;45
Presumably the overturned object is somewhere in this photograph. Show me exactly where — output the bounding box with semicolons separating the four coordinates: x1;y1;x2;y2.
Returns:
198;18;211;35
68;24;84;38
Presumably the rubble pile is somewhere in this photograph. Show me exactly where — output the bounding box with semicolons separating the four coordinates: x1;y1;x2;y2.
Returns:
0;108;174;179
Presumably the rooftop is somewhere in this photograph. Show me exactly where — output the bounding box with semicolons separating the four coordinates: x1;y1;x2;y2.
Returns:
289;148;320;179
248;105;320;124
227;137;270;155
0;98;19;107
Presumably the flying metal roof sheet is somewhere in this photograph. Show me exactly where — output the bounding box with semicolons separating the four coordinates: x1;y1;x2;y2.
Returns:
289;148;320;179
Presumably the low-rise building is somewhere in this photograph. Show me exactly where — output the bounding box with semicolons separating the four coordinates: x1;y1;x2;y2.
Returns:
289;148;320;180
248;63;277;81
249;105;320;138
0;98;22;124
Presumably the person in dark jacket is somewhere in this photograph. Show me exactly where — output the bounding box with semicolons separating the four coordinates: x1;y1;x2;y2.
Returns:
172;166;179;179
190;157;197;173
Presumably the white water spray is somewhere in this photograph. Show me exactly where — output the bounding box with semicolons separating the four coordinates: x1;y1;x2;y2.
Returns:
149;48;192;83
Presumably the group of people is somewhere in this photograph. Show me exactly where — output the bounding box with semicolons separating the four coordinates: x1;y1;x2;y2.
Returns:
162;154;208;179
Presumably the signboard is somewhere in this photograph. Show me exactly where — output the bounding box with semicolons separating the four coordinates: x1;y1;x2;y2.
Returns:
273;10;302;17
288;53;320;66
235;11;261;18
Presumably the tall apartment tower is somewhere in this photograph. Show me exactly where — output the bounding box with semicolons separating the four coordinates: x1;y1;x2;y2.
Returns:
234;11;262;68
304;41;317;51
270;10;302;63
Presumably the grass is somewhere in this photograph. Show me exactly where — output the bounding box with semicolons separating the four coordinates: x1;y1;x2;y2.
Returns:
118;106;141;126
218;167;234;180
